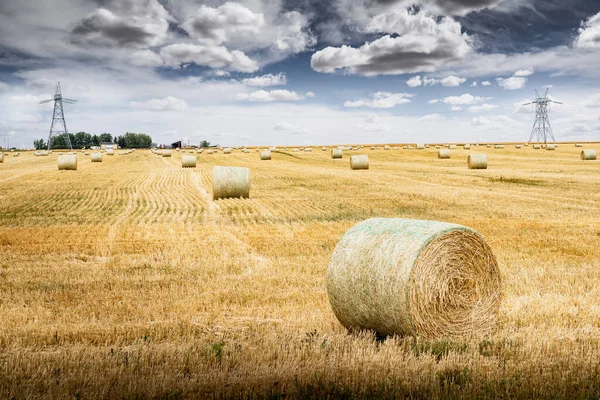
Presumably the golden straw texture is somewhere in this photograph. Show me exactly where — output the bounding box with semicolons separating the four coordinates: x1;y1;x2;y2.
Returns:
327;218;501;338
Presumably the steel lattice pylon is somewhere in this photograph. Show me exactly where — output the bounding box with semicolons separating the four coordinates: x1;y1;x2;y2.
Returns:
523;88;563;144
39;82;77;150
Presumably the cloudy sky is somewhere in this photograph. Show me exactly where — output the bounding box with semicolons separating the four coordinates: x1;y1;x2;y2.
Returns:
1;0;600;147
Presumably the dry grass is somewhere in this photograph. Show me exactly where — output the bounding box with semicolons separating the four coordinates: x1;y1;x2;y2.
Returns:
1;145;600;398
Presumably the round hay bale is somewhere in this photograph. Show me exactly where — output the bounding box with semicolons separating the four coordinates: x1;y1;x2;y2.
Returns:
435;145;440;149
575;143;583;147
393;147;399;150
350;154;369;170
224;148;232;154
0;153;3;163
260;150;272;160
546;144;556;150
212;166;250;200
331;149;343;159
416;144;425;150
384;145;391;150
305;147;313;152
533;144;541;149
370;146;375;150
162;150;172;157
486;144;491;148
463;144;471;150
182;155;197;168
58;154;77;170
468;154;488;169
106;149;115;155
449;145;457;150
515;144;521;149
327;218;501;338
322;147;327;151
91;153;103;162
84;152;90;155
494;145;504;149
438;149;451;159
581;149;597;160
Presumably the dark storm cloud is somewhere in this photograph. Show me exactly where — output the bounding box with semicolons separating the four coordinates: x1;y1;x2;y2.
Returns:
71;13;156;47
458;0;600;53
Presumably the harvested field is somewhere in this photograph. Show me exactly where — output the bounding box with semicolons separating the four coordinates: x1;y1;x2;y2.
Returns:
0;144;600;398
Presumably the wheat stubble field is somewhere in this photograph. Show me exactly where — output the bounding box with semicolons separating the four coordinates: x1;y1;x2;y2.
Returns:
0;145;599;398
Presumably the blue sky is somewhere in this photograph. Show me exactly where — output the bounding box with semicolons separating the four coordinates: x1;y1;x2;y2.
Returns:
1;0;600;147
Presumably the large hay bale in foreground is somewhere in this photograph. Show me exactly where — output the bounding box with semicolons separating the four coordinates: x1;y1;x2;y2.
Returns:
331;149;342;159
581;149;597;160
438;150;451;159
212;166;250;200
327;218;501;338
350;154;369;170
182;155;197;168
162;150;172;157
58;154;77;170
546;144;556;150
91;153;103;162
468;154;488;169
260;150;272;160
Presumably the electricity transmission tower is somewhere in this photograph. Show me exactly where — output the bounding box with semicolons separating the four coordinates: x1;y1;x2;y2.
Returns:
523;88;563;144
39;82;77;150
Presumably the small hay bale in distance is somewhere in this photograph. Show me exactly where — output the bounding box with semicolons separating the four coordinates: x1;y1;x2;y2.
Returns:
0;153;3;163
350;154;369;170
212;166;250;200
546;144;556;150
58;154;77;170
449;145;457;149
331;149;343;159
305;147;312;152
438;149;451;159
464;144;471;150
581;149;597;160
575;143;583;147
260;150;272;160
322;147;327;151
224;148;232;154
182;155;197;168
162;150;172;157
416;144;425;150
91;153;103;162
384;145;391;150
327;218;501;338
515;144;521;149
533;144;541;149
494;145;504;149
106;149;114;155
370;146;375;150
468;154;488;169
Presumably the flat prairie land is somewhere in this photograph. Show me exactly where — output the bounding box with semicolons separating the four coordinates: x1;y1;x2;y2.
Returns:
1;145;599;399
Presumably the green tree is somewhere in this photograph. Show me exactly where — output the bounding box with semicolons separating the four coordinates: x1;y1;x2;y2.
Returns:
99;133;112;143
50;134;67;149
200;140;211;148
33;139;46;150
91;134;100;147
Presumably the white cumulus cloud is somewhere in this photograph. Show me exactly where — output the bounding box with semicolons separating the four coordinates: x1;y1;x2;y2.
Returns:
514;68;535;77
344;92;414;108
406;76;423;87
129;96;188;111
575;12;600;48
440;93;485;105
237;90;305;102
441;76;467;86
242;73;287;87
497;76;528;90
311;9;473;76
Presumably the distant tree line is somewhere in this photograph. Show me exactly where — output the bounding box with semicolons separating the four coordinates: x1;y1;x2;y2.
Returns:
34;132;152;149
